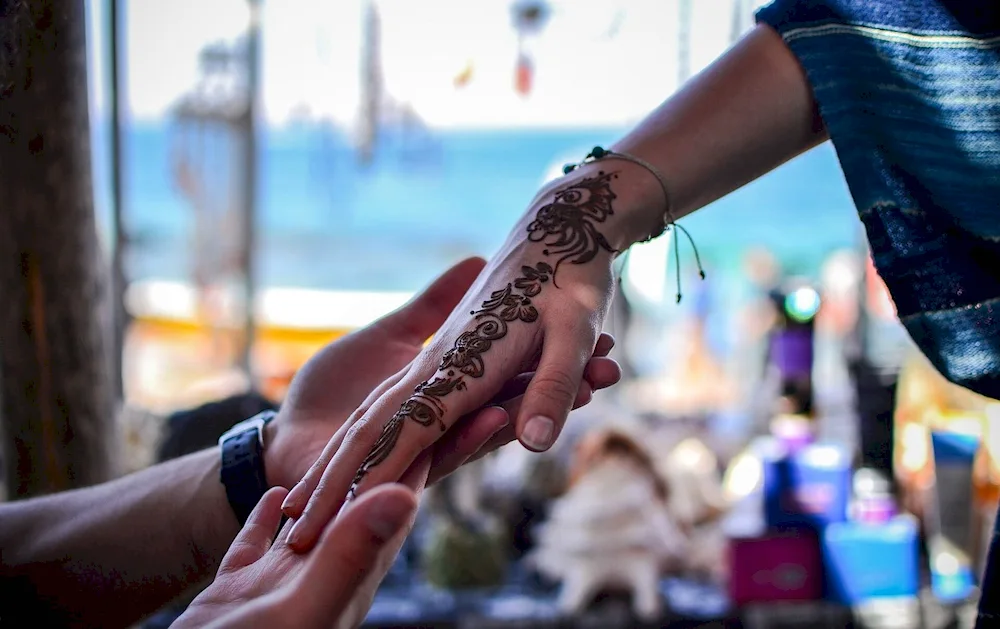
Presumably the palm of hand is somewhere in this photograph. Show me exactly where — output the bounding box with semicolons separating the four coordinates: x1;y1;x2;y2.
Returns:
174;539;304;628
285;330;422;422
176;484;418;629
266;322;426;490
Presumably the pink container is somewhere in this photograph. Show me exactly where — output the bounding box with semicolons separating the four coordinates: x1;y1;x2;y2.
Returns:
728;531;824;606
771;417;815;453
852;496;897;524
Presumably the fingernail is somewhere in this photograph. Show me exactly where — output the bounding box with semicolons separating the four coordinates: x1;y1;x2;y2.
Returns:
280;485;300;513
286;522;302;548
521;415;555;451
367;493;415;541
490;408;510;435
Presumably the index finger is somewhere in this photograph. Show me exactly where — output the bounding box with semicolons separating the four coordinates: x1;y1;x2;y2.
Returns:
291;484;417;626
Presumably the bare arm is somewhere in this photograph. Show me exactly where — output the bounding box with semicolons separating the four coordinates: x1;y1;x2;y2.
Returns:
599;24;828;248
281;24;830;553
0;448;239;628
0;256;620;628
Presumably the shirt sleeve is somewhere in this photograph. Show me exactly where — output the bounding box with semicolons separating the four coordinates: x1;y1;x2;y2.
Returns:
755;0;847;35
756;0;1000;36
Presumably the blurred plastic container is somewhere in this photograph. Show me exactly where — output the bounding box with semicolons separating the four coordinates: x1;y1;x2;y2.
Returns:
821;515;919;604
930;432;978;550
770;414;815;453
852;596;922;629
742;601;854;629
728;530;824;606
849;468;897;524
928;431;978;602
929;535;977;603
763;441;851;530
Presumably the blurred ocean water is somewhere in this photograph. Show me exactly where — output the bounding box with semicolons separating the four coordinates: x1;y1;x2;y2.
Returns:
92;121;860;297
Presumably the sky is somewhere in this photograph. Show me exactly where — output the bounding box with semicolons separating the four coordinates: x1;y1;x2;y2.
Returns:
87;0;770;129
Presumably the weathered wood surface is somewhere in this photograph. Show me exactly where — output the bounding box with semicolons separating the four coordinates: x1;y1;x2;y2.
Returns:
0;0;118;498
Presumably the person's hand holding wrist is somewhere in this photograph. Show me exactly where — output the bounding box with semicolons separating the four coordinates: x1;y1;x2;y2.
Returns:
174;484;418;629
280;168;634;552
258;257;506;493
255;256;620;495
183;255;622;628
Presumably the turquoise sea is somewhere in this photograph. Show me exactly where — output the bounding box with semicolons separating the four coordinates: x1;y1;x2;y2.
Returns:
92;121;861;302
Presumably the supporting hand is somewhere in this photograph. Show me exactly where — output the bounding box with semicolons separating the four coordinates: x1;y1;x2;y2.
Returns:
282;171;628;551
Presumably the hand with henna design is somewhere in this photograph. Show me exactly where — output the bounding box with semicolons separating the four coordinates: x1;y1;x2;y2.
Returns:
280;170;632;552
279;23;828;552
265;255;620;496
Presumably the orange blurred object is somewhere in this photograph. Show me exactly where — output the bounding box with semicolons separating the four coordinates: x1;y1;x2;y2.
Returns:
974;406;1000;507
866;256;897;320
974;445;1000;509
515;54;533;96
893;348;994;522
453;61;474;88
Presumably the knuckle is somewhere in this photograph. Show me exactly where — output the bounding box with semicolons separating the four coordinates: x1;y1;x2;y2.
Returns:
532;366;580;406
311;472;334;501
343;386;438;468
303;456;329;484
421;337;452;362
344;415;381;449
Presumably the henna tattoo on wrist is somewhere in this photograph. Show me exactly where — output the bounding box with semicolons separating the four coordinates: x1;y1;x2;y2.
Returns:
527;170;618;282
349;172;619;495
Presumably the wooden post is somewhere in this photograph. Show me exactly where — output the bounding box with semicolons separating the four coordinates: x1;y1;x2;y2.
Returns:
358;0;382;165
0;0;118;498
240;0;262;379
109;0;129;404
678;0;693;84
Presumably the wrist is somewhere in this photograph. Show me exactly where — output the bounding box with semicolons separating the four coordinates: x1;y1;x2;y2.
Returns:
534;158;670;252
192;449;241;569
263;418;283;488
261;412;308;490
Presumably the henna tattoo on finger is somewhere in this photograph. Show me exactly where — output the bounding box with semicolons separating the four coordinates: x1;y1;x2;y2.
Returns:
349;171;619;495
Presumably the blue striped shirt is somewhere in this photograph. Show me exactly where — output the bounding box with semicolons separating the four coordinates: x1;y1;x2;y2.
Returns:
757;2;1000;621
757;1;1000;399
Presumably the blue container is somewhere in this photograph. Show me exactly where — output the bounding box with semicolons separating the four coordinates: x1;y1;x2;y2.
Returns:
821;515;920;604
927;430;978;603
930;564;976;603
763;442;851;530
931;565;976;603
931;431;979;463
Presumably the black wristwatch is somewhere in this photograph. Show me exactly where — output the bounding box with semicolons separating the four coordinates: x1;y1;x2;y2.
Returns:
219;410;276;525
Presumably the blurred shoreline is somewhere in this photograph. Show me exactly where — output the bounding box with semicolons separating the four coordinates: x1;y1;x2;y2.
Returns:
94;121;861;294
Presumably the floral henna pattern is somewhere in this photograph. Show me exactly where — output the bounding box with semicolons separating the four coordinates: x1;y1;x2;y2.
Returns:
350;173;618;493
513;262;552;296
527;171;618;277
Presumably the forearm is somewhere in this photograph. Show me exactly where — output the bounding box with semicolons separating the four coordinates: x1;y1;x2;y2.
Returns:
575;24;827;249
0;448;239;628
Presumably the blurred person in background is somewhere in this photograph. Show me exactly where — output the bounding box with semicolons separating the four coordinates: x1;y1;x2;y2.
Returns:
0;258;620;628
284;2;1000;622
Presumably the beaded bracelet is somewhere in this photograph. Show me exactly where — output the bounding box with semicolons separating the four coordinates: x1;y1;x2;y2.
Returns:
563;146;705;303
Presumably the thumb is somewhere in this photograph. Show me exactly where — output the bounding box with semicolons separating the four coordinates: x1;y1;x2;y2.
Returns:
516;330;591;452
294;484;417;625
217;487;289;573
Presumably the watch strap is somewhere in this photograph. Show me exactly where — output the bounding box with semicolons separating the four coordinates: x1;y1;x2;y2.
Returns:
220;410;275;525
